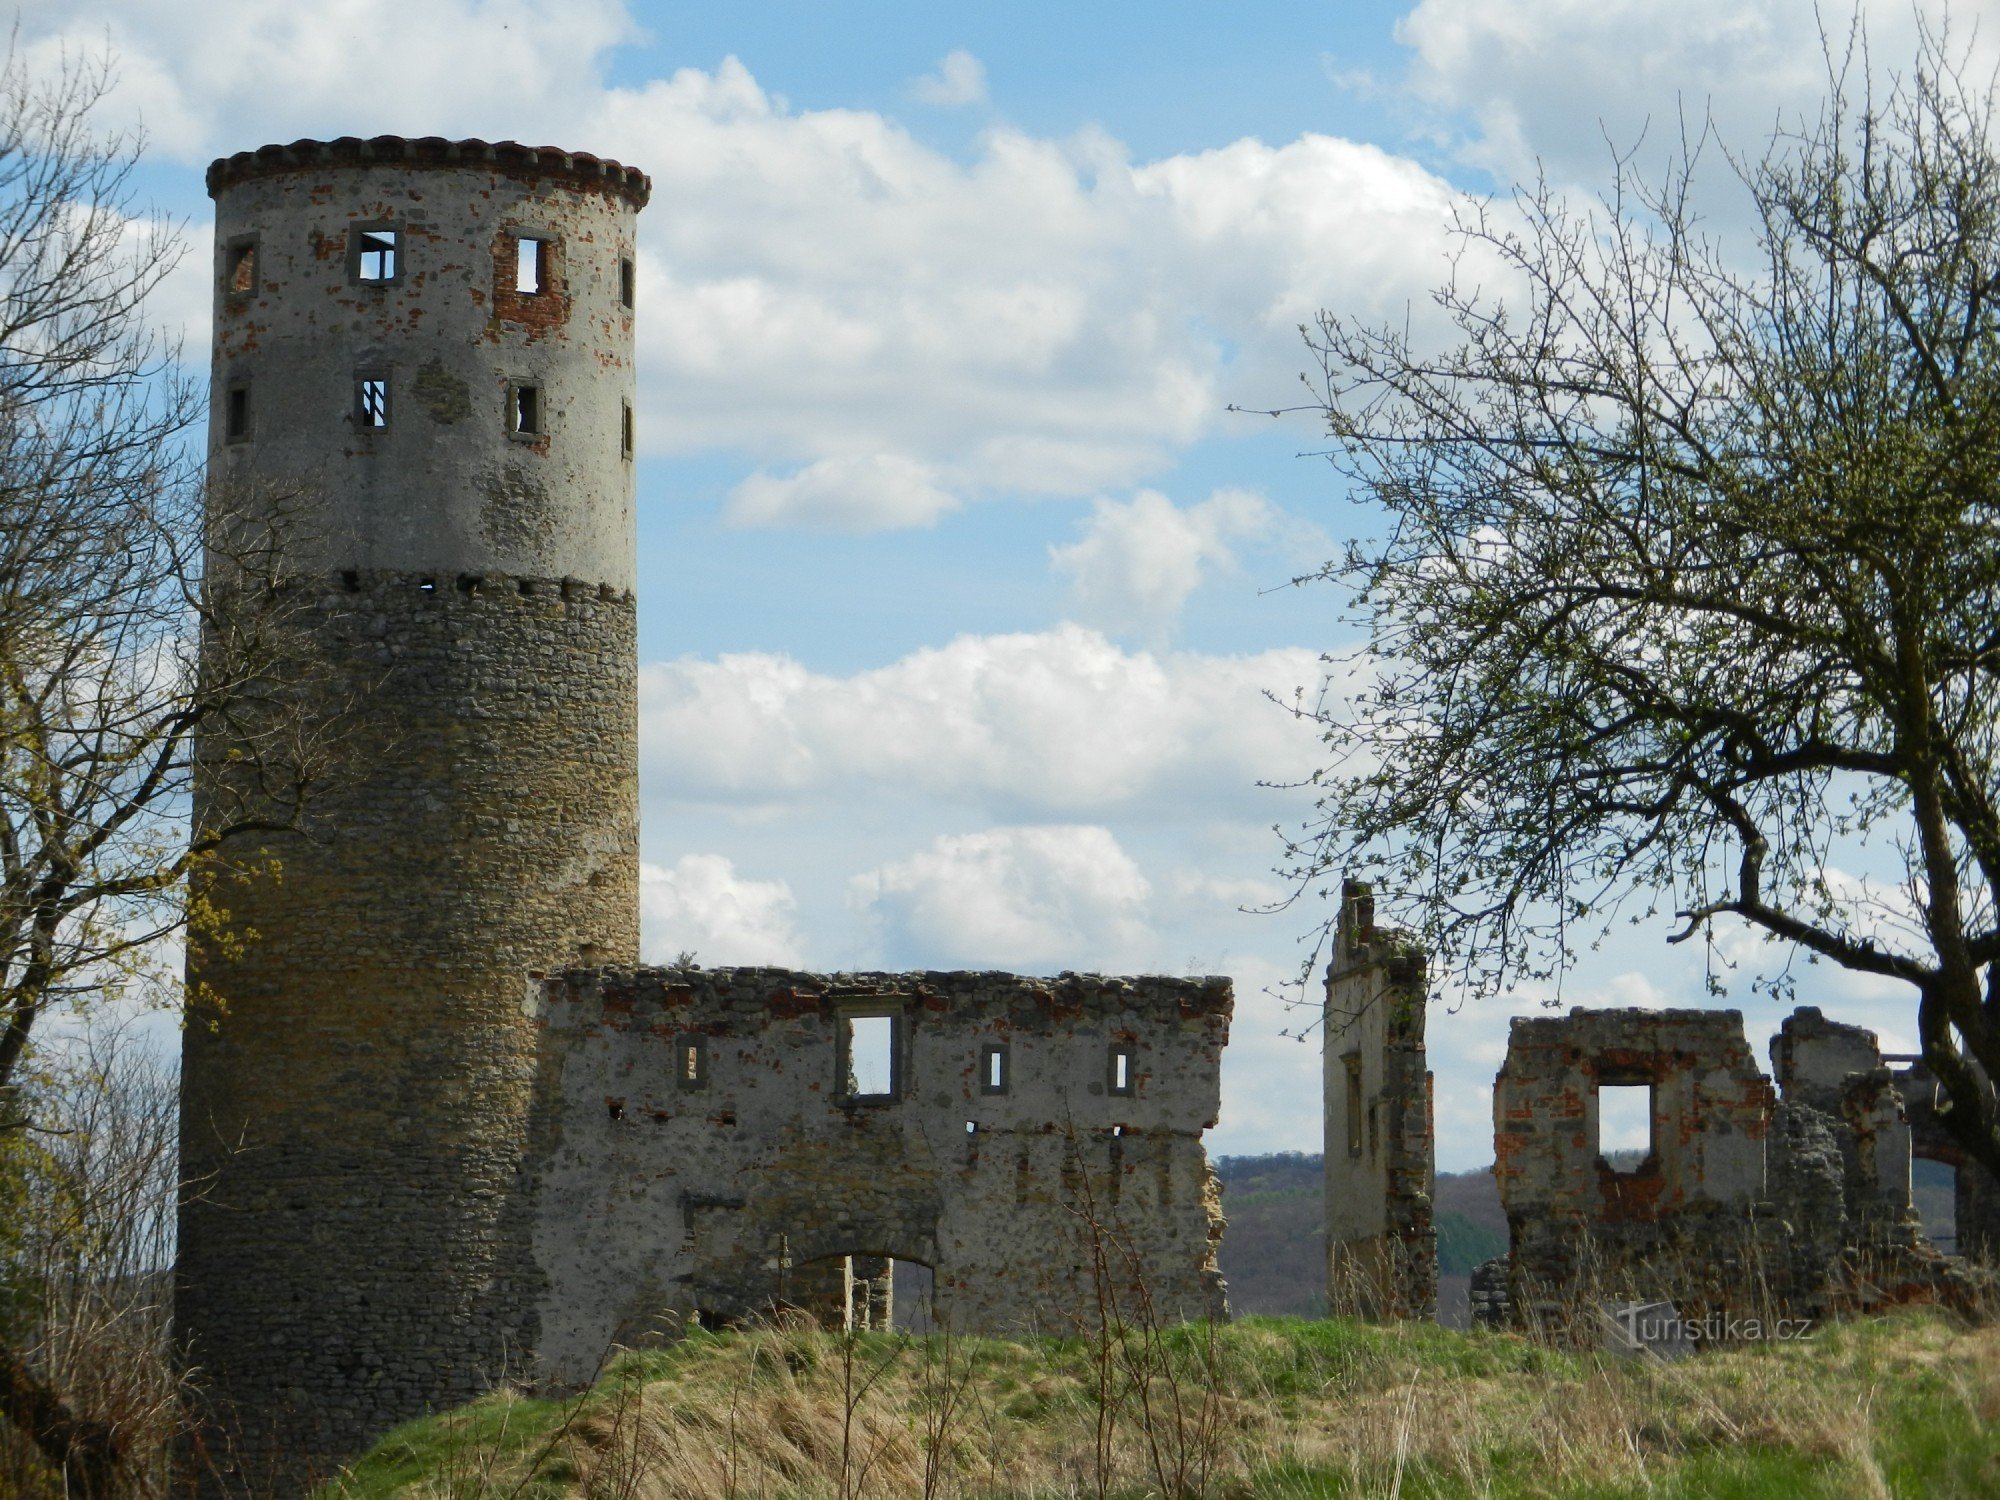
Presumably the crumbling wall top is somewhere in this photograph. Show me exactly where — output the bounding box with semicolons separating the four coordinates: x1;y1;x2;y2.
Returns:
207;135;652;207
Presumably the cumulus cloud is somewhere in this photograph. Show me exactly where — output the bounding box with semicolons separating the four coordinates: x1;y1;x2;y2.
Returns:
910;50;988;108
1395;0;2000;190
725;453;959;531
640;855;805;967
17;0;636;160
640;626;1336;815
851;825;1154;970
23;10;1471;522
1051;488;1281;637
584;67;1462;511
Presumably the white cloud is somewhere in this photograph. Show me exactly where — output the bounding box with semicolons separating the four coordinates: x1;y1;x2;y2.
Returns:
17;0;636;161
586;68;1462;509
22;12;1470;519
640;626;1336;815
725;452;959;531
640;855;805;967
1051;487;1281;638
1395;0;2000;191
850;825;1154;970
910;50;988;108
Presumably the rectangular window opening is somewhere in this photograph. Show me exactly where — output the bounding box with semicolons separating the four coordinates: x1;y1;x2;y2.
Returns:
508;382;542;437
515;236;545;294
843;1013;898;1100
356;376;389;429
1108;1043;1135;1098
224;383;251;443
1597;1083;1655;1166
225;237;257;296
621;399;634;459
355;227;397;283
677;1034;707;1090
1344;1052;1364;1158
980;1043;1009;1096
619;255;635;309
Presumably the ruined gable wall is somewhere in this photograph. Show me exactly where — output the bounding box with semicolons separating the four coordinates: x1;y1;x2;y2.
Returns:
1493;1009;1772;1307
525;966;1232;1381
1323;880;1436;1319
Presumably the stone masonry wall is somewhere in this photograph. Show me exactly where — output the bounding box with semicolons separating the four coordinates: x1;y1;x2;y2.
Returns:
523;966;1233;1379
1323;880;1436;1320
1493;1008;1774;1317
181;573;638;1484
1892;1053;2000;1260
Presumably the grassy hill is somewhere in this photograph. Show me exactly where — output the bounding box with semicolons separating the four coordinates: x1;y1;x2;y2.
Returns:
325;1311;2000;1498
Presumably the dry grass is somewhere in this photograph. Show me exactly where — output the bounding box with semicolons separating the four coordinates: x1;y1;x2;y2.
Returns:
327;1309;2000;1499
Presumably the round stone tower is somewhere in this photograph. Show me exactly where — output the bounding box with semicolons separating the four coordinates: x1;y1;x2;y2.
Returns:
179;137;647;1485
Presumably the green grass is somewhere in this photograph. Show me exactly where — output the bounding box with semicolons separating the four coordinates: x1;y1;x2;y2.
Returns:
326;1310;2000;1499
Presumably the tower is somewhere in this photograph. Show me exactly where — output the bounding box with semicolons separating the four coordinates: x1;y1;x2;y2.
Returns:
179;137;648;1484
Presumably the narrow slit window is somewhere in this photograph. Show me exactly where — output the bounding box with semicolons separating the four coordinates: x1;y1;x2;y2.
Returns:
621;399;634;459
676;1034;707;1090
515;236;545;294
355;376;389;429
508;382;542;437
224;383;251;443
843;1013;898;1100
354;227;397;283
979;1043;1009;1096
1344;1052;1364;1158
619;255;635;309
1108;1043;1135;1097
225;237;257;296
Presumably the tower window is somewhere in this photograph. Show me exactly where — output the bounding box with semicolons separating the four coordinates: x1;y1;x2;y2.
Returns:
619;256;635;309
351;226;398;283
507;382;543;438
979;1043;1009;1096
620;399;634;459
515;236;547;294
224;236;258;297
224;382;251;443
1108;1043;1135;1097
355;376;389;429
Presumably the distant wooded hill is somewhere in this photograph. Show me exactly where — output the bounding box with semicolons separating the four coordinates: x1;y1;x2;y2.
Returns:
1214;1152;1959;1326
1213;1152;1505;1325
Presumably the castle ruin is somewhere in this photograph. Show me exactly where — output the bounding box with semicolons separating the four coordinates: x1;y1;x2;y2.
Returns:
1324;879;1997;1330
178;137;1230;1490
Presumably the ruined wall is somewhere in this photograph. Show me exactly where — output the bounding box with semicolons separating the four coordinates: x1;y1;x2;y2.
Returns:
525;966;1232;1377
1891;1054;2000;1260
1492;1009;1774;1314
180;138;646;1490
1323;880;1435;1319
1483;1003;1980;1325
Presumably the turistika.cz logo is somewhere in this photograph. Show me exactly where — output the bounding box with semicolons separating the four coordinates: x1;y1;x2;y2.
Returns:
1605;1301;1816;1348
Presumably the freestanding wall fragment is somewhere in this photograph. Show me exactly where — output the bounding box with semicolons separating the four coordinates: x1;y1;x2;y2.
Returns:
1492;1008;1773;1320
1323;880;1436;1320
526;965;1233;1372
178;137;648;1489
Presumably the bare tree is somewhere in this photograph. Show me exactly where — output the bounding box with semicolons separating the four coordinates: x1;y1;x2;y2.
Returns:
1284;24;2000;1177
0;42;333;1490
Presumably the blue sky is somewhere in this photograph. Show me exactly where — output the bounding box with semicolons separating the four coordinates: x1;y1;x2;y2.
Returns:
24;0;1986;1167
